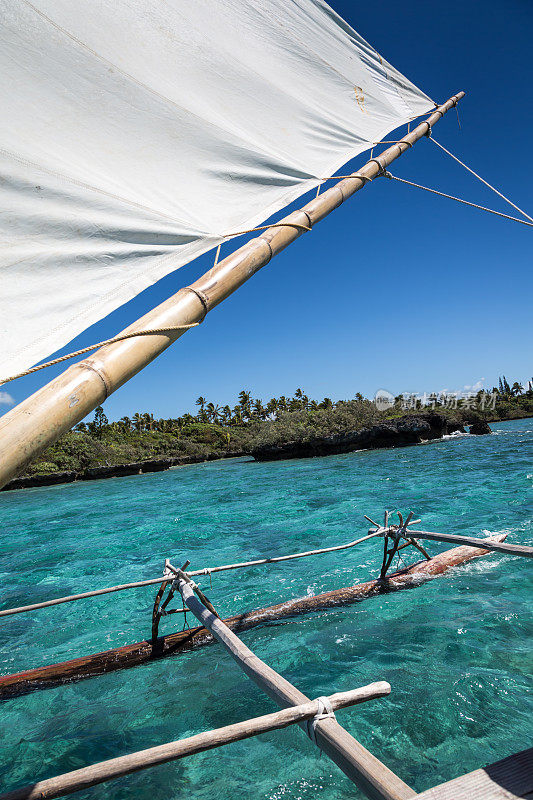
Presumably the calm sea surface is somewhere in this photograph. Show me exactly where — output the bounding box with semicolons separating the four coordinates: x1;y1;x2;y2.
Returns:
1;418;532;798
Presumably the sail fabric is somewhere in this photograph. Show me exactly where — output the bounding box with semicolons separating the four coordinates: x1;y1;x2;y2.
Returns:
0;0;434;379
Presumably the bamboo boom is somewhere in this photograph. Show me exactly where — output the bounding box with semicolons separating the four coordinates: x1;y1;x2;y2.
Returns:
0;530;381;618
0;93;464;490
177;577;415;800
407;530;533;558
0;685;390;800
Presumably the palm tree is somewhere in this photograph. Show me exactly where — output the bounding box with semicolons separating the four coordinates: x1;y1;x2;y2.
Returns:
511;382;523;396
119;416;131;431
142;412;154;431
294;388;309;410
499;376;511;397
212;404;224;423
266;398;278;419
252;399;265;419
156;418;174;433
132;412;143;432
238;390;251;407
206;403;224;423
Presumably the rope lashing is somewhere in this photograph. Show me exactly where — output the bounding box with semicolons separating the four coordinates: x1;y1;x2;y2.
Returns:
315;172;374;184
214;221;311;265
372;140;412;148
384;171;533;228
429;136;533;224
315;171;373;197
0;324;201;386
306;696;336;745
366;158;387;176
370;139;412;159
222;221;311;238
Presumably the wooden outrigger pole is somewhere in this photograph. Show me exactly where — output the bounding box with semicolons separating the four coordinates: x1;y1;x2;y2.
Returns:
175;574;415;800
0;532;508;700
0;684;392;800
0;93;464;491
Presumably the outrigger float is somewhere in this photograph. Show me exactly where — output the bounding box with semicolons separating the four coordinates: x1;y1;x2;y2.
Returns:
1;513;531;800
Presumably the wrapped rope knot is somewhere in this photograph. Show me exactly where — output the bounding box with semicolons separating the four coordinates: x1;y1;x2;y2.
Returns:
306;696;336;745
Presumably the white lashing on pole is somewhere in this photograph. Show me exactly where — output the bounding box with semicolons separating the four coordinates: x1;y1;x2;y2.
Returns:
306;696;336;745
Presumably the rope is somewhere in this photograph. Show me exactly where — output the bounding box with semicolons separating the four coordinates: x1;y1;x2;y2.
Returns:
222;221;311;237
0;324;200;386
429;136;533;223
315;172;373;184
214;220;311;262
372;140;412;147
384;172;533;228
2;131;447;389
306;696;336;745
3;219;313;384
2;160;387;388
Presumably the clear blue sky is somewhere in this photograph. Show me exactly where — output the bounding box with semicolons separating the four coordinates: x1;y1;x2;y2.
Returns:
3;0;532;421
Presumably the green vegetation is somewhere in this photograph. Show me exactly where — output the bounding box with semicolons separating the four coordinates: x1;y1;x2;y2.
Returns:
21;378;533;477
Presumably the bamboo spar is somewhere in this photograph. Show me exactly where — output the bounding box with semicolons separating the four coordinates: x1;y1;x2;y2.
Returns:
0;93;464;489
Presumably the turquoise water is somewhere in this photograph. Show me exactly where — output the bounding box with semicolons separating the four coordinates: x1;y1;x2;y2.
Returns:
1;418;531;798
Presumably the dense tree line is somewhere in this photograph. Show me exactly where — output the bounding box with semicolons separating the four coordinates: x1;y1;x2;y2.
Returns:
75;388;339;436
21;377;533;476
75;377;533;437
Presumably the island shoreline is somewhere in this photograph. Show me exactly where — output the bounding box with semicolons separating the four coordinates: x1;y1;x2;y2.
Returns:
4;414;530;492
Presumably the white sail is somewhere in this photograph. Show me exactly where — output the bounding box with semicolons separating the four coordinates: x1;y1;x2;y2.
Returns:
0;0;433;379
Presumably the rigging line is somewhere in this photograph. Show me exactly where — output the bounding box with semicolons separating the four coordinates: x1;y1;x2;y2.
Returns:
429;136;533;223
384;172;533;228
0;324;200;387
1;220;310;387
